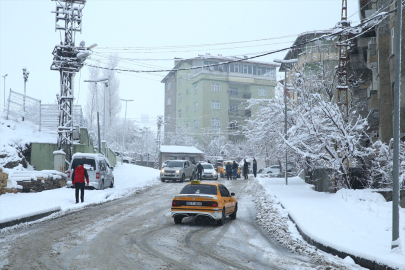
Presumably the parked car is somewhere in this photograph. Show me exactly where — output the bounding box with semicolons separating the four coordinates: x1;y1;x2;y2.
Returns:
160;160;196;183
122;156;133;164
262;165;282;177
200;163;218;180
66;153;114;190
162;160;169;168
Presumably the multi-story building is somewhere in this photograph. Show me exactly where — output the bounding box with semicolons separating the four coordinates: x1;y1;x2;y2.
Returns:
161;54;279;143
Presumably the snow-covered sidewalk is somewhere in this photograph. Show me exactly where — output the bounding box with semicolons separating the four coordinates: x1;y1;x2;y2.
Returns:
257;175;405;270
0;164;161;225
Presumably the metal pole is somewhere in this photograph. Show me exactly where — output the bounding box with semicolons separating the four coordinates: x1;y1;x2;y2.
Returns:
23;76;26;121
97;112;101;154
123;101;128;147
103;82;107;141
2;74;7;109
39;100;42;132
284;70;288;185
391;0;402;252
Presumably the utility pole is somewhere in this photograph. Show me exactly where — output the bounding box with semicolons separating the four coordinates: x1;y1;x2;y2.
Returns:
155;115;163;169
274;58;298;185
391;0;402;253
2;74;7;109
120;99;133;150
336;0;350;120
50;0;95;162
22;68;29;121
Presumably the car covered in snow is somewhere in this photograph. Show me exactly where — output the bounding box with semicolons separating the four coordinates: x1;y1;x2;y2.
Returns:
66;153;114;190
200;163;218;180
171;180;237;225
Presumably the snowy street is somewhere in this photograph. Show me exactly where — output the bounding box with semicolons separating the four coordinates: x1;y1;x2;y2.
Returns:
0;164;365;270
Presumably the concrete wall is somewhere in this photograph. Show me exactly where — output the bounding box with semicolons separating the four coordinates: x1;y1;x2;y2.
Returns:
31;127;116;171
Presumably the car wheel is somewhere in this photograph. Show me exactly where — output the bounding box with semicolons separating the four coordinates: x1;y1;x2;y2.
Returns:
180;174;185;183
161;178;166;183
230;204;237;220
217;208;226;226
110;178;114;188
174;216;183;224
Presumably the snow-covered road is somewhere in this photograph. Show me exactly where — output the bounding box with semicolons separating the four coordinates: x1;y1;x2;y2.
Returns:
0;177;358;270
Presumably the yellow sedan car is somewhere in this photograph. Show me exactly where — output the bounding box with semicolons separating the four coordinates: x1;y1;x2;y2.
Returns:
171;180;237;225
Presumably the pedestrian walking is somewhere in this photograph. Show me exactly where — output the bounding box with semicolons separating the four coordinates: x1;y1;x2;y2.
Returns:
72;164;89;203
252;157;257;177
243;159;249;180
225;162;232;180
197;162;203;180
232;161;238;180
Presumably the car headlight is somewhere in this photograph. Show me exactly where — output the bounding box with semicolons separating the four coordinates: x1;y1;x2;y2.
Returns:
175;170;180;173
213;171;217;175
161;169;165;173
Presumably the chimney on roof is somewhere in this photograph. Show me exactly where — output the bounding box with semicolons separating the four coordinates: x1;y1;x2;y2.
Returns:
174;57;182;66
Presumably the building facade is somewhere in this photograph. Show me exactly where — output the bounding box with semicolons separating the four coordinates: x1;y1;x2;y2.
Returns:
161;55;279;143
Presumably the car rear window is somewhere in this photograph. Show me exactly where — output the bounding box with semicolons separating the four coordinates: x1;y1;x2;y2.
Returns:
180;184;218;195
202;164;213;169
72;158;96;171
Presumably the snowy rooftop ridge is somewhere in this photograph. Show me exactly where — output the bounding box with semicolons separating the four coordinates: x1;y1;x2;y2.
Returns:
160;145;203;154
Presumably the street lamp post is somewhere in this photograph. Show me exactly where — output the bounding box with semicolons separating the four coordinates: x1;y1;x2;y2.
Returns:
273;58;298;185
2;74;7;109
120;99;133;150
22;68;29;121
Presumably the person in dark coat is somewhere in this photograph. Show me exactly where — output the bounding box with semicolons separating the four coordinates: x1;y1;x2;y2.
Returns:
243;159;249;180
232;161;238;180
252;157;257;177
197;162;204;180
225;162;232;180
72;164;89;203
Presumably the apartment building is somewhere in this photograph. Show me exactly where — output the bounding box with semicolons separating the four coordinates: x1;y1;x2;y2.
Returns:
161;55;279;143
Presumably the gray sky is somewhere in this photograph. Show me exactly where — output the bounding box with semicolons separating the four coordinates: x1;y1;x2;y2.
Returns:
0;0;358;128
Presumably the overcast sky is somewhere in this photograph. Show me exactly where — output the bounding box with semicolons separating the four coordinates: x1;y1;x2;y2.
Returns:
0;0;358;129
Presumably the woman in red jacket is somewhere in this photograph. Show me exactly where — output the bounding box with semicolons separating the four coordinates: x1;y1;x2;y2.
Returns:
72;164;89;203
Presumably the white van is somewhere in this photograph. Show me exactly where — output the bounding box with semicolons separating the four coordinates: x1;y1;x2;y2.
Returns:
66;153;114;190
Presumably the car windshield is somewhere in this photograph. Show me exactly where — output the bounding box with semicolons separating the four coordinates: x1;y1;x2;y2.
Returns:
202;164;213;169
180;184;218;195
271;166;280;169
72;158;96;171
166;161;184;167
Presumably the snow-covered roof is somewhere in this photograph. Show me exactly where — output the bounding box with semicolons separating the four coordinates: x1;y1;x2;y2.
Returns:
160;145;203;154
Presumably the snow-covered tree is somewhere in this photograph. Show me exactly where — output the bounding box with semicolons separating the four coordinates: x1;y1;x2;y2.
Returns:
84;66;100;132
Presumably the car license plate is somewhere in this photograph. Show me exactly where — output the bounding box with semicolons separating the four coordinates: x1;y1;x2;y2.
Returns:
186;201;202;206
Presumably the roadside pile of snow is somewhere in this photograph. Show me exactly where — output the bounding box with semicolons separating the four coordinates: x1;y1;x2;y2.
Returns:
246;179;350;269
0;118;56;169
0;164;161;230
255;176;405;270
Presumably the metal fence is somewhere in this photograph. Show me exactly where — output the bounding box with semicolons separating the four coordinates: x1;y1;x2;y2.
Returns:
6;90;84;132
6;90;41;129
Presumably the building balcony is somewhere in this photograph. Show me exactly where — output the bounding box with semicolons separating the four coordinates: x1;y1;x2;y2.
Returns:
228;109;251;117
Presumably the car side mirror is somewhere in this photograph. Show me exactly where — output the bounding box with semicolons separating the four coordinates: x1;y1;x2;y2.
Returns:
231;192;235;196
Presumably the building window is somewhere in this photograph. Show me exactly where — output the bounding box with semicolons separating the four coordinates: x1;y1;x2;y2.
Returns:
258;88;267;96
257;67;262;76
166;97;171;106
211;118;221;127
194;85;198;94
230;104;238;113
211;100;220;109
229;87;238;96
167;82;171;91
229;122;238;130
187;73;191;80
194;120;198;132
194;102;198;111
248;65;253;74
270;68;275;77
186;105;189;111
211;82;220;92
391;27;395;54
178;109;182;118
185;123;189;128
243;64;248;74
186;88;190;94
178;93;182;102
166;114;170;122
178;76;182;85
